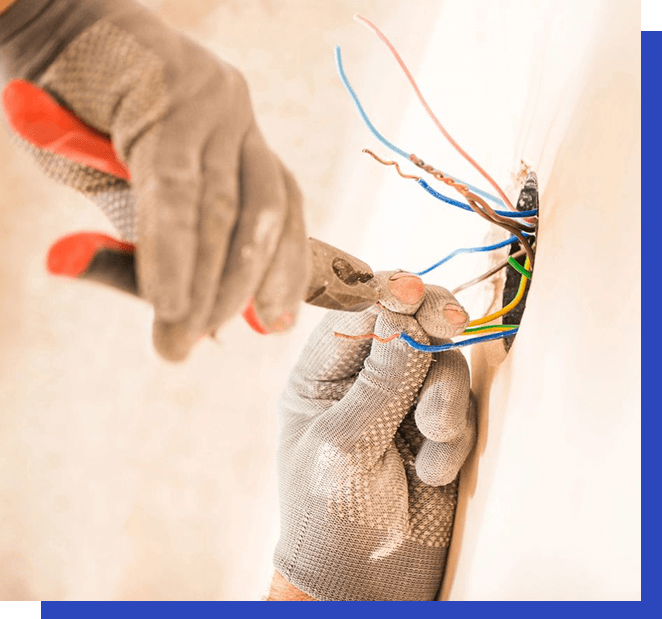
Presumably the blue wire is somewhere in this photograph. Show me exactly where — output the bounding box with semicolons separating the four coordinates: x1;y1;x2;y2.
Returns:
416;179;468;210
334;45;505;208
400;329;518;353
334;45;408;159
414;234;527;276
418;179;538;218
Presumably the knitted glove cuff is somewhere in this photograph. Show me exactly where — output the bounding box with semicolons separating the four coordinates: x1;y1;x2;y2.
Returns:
273;515;448;601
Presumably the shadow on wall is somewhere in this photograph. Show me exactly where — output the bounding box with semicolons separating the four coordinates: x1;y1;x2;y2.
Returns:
439;341;498;599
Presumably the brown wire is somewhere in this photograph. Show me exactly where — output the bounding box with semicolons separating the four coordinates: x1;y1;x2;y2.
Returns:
409;153;536;268
410;153;537;225
409;153;470;193
452;248;526;294
410;154;532;230
333;331;401;343
463;192;536;268
360;148;536;267
468;190;535;233
362;149;421;180
363;150;532;233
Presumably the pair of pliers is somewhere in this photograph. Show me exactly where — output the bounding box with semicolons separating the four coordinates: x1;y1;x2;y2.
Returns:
2;79;380;334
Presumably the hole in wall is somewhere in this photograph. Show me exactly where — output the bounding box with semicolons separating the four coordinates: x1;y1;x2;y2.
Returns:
502;170;539;353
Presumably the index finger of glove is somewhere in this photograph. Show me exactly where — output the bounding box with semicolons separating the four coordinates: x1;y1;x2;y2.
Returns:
131;100;244;326
312;310;432;456
150;116;244;361
291;306;381;384
204;124;288;332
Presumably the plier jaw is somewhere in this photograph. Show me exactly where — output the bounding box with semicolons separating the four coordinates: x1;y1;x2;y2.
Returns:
304;239;379;312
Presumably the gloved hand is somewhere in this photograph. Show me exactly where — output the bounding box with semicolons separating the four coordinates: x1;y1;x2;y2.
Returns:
274;286;477;601
0;0;308;360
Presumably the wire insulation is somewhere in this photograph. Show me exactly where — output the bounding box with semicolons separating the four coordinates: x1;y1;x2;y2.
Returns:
468;255;531;327
353;14;516;212
452;248;526;294
414;235;527;277
334;327;520;353
400;329;518;352
462;191;536;267
507;256;532;279
463;325;519;334
334;45;408;158
334;45;503;206
418;179;537;218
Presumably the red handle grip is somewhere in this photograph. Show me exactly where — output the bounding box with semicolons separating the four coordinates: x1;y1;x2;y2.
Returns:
2;79;269;334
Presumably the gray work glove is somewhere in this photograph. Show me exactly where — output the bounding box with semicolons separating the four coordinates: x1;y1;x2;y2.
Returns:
274;291;477;601
0;0;308;360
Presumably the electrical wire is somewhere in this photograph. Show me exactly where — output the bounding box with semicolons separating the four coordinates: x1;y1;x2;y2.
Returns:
452;248;525;294
462;191;536;268
467;255;531;327
507;256;532;279
362;148;421;180
467;190;535;233
333;331;400;343
414;234;529;277
337;21;539;345
334;45;504;207
353;14;516;212
407;152;537;257
412;148;537;266
334;45;408;159
463;324;519;334
411;155;537;226
418;179;537;218
399;329;518;352
334;327;519;353
360;149;537;218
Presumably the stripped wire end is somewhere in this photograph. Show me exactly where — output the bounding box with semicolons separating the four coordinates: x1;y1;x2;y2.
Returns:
333;331;401;343
362;149;420;180
353;13;516;212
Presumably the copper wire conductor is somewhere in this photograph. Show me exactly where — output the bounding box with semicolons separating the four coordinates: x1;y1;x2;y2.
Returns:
410;153;536;268
410;153;480;195
362;148;421;180
411;154;536;225
333;331;401;343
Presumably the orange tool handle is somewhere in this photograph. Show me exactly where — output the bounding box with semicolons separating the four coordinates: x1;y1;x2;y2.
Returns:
1;79;269;334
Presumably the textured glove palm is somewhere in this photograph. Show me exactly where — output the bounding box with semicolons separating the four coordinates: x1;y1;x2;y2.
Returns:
0;0;308;360
274;298;476;601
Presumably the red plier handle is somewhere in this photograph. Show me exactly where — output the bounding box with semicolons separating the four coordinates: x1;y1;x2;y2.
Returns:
2;79;269;334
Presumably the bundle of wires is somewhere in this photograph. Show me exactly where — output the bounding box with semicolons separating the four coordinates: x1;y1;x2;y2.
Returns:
333;16;537;354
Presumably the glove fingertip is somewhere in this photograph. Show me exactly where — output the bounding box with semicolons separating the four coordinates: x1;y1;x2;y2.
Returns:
242;298;271;334
252;299;298;334
152;319;197;362
374;308;428;345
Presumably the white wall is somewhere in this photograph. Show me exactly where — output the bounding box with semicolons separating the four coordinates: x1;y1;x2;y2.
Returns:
429;0;641;601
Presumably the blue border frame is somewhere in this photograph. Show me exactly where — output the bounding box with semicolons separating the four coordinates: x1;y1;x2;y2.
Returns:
39;601;617;615
641;31;654;611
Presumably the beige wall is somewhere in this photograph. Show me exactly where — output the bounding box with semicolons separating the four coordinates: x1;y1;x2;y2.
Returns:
0;0;639;601
434;0;641;601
